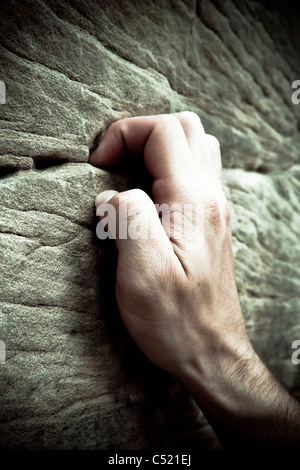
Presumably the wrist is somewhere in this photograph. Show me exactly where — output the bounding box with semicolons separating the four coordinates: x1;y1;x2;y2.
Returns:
178;336;268;442
179;334;258;415
178;336;300;447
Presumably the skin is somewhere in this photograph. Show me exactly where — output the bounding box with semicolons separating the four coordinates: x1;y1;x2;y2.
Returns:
89;112;300;448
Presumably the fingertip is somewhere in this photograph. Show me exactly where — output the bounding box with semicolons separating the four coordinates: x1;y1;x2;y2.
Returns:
95;190;119;208
88;151;96;165
89;147;103;167
89;134;108;166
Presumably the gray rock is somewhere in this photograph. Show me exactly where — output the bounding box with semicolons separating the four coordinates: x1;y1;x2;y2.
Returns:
0;0;300;450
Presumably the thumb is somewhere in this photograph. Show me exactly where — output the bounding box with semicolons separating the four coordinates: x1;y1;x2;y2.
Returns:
95;188;175;263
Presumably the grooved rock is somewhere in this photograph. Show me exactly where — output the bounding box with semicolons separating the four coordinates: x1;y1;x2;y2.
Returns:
0;0;300;450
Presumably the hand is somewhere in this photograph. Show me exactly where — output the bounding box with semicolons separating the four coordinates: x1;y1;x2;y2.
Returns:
90;112;251;378
90;112;300;448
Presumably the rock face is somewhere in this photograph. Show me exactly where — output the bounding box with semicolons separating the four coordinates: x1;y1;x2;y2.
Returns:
0;0;300;450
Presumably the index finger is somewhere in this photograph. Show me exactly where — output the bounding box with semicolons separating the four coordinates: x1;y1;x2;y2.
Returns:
89;114;197;181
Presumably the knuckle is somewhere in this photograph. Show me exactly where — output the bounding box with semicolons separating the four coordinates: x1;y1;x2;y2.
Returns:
116;188;147;204
179;111;201;126
110;118;129;138
174;111;204;136
177;111;202;131
159;114;183;131
206;134;220;151
205;193;231;234
126;188;149;204
205;199;222;228
116;189;151;221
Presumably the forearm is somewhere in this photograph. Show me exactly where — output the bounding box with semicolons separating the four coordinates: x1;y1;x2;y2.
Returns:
180;342;300;448
91;113;300;449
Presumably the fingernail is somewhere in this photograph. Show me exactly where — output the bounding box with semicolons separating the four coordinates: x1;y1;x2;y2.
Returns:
95;190;119;207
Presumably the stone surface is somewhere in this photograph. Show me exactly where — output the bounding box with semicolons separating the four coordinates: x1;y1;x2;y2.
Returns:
0;0;300;450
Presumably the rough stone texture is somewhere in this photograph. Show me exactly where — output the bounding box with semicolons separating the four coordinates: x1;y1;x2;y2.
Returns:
0;0;300;450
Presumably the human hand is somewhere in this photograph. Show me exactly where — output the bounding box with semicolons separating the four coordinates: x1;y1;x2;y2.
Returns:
89;112;253;382
90;113;300;447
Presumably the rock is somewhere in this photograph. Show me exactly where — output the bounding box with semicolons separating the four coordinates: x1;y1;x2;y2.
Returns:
0;0;300;450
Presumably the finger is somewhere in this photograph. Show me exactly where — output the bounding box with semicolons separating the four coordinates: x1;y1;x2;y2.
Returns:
95;188;205;274
173;111;209;166
95;189;119;207
95;190;120;236
95;188;184;273
205;134;222;182
89;114;194;178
